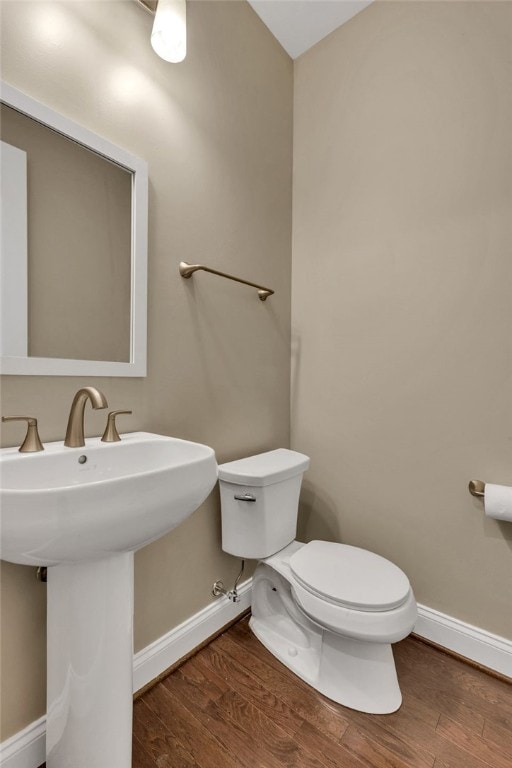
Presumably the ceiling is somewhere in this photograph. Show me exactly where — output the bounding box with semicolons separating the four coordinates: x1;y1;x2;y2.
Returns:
138;1;373;61
247;0;373;59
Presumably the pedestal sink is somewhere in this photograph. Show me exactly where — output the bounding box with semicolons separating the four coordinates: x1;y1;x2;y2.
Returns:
0;432;217;767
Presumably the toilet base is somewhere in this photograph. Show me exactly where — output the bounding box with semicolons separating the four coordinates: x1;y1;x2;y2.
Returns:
250;562;403;714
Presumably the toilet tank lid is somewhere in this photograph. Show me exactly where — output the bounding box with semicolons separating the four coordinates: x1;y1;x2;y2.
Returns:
218;449;310;487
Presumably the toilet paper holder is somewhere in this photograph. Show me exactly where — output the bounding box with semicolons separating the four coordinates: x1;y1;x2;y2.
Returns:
469;479;486;498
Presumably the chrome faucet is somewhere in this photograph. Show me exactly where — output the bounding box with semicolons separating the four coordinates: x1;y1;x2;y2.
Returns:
64;387;108;448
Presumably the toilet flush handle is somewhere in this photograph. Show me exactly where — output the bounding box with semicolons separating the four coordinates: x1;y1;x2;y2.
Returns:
234;493;257;502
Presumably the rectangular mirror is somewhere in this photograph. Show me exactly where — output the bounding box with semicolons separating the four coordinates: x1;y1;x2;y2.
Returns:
0;82;148;376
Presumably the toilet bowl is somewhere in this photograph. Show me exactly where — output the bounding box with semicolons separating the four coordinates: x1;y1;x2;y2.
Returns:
218;449;417;714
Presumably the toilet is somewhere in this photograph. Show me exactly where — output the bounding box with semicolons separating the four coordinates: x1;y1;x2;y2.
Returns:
218;448;417;714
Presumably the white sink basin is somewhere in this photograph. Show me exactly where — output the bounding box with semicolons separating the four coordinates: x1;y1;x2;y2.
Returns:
0;431;218;566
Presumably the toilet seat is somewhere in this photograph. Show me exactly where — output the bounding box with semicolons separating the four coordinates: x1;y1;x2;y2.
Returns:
289;540;411;612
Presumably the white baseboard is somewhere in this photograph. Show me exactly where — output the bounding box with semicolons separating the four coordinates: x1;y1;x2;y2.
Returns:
0;718;45;768
414;603;512;678
0;580;252;768
2;589;510;768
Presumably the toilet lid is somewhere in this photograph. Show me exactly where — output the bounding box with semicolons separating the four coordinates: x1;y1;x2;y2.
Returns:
290;541;411;612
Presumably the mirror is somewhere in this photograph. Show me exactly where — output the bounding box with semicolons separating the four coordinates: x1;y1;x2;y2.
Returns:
0;82;148;376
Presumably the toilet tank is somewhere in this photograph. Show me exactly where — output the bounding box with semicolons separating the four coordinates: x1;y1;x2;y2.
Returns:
218;449;310;559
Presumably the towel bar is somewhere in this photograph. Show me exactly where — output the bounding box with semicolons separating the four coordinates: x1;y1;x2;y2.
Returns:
179;262;274;301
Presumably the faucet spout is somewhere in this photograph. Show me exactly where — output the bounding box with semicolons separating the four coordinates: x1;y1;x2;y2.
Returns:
64;387;108;448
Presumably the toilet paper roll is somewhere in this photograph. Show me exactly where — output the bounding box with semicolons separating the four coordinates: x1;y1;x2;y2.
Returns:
484;483;512;523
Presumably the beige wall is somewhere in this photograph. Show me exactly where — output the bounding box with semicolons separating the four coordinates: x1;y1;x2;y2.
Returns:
0;0;292;739
292;1;512;639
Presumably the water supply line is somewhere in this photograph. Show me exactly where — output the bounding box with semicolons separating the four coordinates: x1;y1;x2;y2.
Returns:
212;560;245;603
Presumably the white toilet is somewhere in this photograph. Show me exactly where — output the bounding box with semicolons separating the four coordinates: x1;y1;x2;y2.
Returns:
218;448;417;714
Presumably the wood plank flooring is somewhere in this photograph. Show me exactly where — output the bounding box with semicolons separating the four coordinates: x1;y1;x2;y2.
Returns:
36;616;511;767
131;617;512;768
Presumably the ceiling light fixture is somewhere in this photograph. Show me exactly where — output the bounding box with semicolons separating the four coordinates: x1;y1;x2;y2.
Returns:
136;0;187;63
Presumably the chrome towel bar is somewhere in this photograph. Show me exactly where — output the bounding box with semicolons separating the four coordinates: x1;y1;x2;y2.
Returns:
179;261;274;301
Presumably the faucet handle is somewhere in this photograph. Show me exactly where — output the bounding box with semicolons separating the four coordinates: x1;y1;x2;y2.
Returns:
1;415;44;452
101;411;132;443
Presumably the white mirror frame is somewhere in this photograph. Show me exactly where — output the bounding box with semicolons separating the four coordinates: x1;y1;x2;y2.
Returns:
0;81;148;377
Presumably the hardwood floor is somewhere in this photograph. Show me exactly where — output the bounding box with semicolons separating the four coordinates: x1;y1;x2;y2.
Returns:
131;617;512;768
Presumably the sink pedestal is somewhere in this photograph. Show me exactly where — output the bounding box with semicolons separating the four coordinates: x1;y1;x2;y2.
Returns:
46;553;134;767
